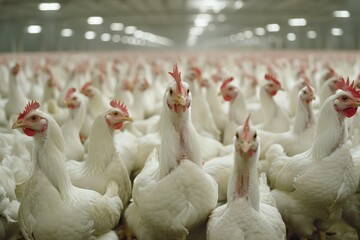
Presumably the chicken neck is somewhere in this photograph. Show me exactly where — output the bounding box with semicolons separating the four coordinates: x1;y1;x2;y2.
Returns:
311;97;347;161
84;115;116;175
32;115;77;202
292;97;315;135
158;103;202;179
227;151;260;211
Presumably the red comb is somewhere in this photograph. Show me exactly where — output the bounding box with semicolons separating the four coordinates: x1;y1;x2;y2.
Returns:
81;82;92;92
220;77;234;91
336;78;360;98
110;100;129;116
65;88;76;101
17;100;40;121
264;74;281;86
242;114;251;140
191;67;202;77
168;64;182;94
303;77;315;95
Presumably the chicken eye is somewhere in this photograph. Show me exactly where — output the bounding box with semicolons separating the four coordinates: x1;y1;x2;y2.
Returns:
341;95;349;101
113;112;119;116
236;133;239;139
31;115;38;121
169;89;173;95
187;89;190;94
72;97;77;100
302;90;307;94
229;87;234;91
253;133;257;139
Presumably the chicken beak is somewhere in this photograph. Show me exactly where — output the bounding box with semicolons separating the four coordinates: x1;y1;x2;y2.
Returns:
12;121;25;129
121;116;133;122
240;141;252;153
174;94;187;106
218;91;223;96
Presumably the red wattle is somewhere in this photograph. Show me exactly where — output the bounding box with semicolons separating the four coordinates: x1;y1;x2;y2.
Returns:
113;122;123;129
343;107;357;118
23;128;36;137
223;95;232;101
182;106;186;112
174;104;179;113
270;91;277;96
68;104;75;109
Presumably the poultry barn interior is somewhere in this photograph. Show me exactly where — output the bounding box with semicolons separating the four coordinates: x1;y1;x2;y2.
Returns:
1;0;360;240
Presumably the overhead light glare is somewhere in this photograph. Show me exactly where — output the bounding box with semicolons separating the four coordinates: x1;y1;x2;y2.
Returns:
244;30;253;38
288;18;307;26
287;33;296;41
255;27;265;36
124;26;137;34
87;16;103;25
331;28;343;36
85;31;96;39
27;25;42;34
61;28;73;37
112;34;121;43
307;30;317;39
194;15;212;27
189;27;204;36
234;1;244;9
38;3;61;11
333;10;350;18
266;24;280;32
110;23;124;31
101;33;111;42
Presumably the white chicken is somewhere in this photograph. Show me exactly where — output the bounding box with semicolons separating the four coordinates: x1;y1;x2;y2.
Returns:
12;100;122;239
218;77;248;145
252;74;290;133
66;100;132;207
125;64;218;240
207;115;286;240
61;88;86;161
259;80;317;159
266;78;360;239
4;64;28;120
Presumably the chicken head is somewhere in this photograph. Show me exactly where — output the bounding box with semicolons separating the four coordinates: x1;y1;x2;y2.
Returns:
12;100;47;137
166;64;191;113
105;100;133;130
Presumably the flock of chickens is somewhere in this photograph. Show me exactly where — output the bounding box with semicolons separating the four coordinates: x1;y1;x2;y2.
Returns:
0;52;360;240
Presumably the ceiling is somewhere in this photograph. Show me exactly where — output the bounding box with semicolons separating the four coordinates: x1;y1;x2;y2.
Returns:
0;0;359;52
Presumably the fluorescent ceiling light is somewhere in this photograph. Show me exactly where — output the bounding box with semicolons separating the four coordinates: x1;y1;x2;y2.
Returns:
87;16;103;25
194;14;212;27
234;1;244;9
101;33;111;42
255;27;265;36
307;30;317;39
27;25;42;34
287;33;296;41
331;28;343;36
190;27;204;36
84;31;96;39
266;24;280;32
38;3;61;11
61;29;73;37
112;34;121;43
124;26;136;34
134;30;144;38
111;23;124;31
333;10;350;18
288;18;307;26
244;30;253;38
